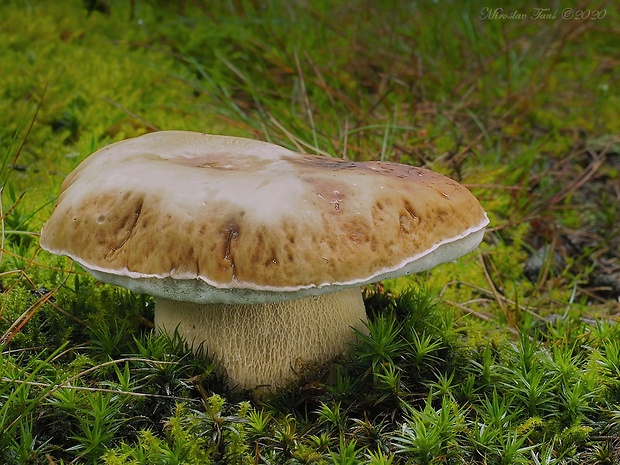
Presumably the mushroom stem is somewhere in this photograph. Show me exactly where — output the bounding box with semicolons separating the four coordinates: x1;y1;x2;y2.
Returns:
154;287;368;391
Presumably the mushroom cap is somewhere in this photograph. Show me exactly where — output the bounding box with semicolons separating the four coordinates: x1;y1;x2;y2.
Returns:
40;131;489;304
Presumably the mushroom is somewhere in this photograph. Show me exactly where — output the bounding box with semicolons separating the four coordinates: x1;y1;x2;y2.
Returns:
39;131;489;391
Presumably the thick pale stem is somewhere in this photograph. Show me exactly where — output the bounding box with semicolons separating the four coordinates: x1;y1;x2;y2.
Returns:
154;287;367;391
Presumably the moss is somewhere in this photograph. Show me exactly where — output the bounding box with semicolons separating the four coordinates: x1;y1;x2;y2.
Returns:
0;0;226;210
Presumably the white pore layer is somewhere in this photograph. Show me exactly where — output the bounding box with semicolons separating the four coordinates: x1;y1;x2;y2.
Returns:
83;219;487;305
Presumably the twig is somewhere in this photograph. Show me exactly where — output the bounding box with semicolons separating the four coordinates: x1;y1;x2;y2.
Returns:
0;262;73;344
0;377;196;402
268;115;332;156
444;299;519;336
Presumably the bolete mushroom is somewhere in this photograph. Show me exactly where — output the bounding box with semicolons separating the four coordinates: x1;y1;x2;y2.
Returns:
40;131;488;391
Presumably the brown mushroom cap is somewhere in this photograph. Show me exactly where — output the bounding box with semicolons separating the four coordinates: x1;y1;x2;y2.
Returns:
40;131;488;304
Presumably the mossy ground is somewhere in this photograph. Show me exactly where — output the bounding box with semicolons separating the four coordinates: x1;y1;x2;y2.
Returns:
0;1;619;464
